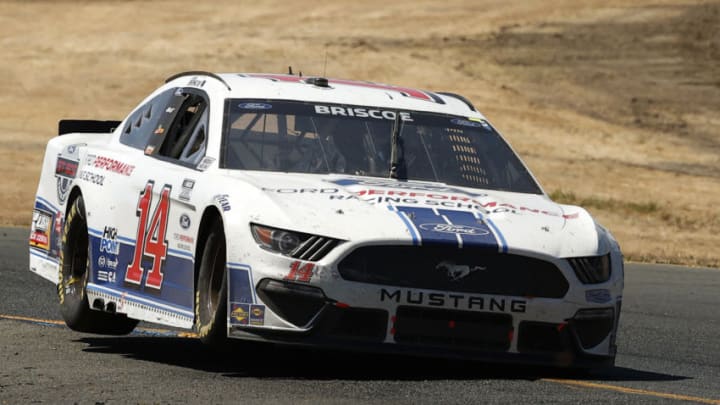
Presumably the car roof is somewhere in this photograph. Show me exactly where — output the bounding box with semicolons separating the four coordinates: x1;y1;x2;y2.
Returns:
165;72;486;119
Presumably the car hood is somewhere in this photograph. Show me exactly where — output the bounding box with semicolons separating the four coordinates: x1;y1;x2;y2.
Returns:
220;171;602;258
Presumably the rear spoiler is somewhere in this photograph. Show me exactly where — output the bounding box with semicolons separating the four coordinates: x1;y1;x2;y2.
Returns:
58;120;121;136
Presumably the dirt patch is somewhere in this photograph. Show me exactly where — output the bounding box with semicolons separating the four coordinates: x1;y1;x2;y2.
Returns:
1;0;718;267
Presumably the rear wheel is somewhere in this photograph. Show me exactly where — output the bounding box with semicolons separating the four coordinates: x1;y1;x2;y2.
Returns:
195;219;228;345
58;195;138;334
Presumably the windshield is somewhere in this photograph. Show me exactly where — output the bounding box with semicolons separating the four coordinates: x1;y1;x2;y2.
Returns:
221;99;542;194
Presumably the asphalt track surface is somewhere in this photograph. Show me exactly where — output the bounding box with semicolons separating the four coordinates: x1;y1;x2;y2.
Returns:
1;227;719;404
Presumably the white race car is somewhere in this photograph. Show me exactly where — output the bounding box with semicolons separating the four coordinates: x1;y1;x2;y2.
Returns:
29;71;623;368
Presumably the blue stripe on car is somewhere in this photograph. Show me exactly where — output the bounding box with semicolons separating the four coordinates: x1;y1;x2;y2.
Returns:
228;264;256;304
394;206;500;250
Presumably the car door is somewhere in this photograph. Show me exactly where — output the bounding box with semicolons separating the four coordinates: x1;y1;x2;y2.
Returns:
92;88;210;328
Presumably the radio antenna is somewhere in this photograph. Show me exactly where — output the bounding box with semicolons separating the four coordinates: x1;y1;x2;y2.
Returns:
323;48;328;77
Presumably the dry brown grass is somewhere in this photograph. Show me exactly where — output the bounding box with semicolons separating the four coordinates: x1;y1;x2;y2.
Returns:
1;0;718;267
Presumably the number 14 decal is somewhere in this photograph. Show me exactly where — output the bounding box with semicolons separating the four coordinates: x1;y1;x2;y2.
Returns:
125;180;171;289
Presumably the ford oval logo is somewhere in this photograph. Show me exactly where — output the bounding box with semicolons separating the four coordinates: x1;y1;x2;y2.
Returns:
419;223;489;236
238;102;272;110
179;214;191;229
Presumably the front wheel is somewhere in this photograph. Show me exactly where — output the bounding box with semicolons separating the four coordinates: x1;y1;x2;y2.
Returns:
195;219;228;345
58;195;138;334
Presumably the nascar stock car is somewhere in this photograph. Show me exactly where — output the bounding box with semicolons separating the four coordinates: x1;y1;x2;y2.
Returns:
29;71;623;368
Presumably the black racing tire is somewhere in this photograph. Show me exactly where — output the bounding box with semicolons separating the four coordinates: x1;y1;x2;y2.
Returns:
195;218;228;346
58;195;138;335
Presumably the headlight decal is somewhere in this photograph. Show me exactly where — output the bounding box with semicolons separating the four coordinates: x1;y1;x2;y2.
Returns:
250;224;340;261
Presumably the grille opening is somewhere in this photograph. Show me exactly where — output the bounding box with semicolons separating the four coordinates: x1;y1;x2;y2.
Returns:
339;246;569;298
394;306;513;351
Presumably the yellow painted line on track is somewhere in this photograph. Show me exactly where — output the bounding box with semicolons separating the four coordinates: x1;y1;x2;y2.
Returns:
544;379;720;404
0;313;65;325
0;313;198;338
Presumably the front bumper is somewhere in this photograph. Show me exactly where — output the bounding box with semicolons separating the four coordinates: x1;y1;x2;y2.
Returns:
228;277;620;368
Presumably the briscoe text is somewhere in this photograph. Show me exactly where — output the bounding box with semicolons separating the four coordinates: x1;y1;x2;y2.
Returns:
315;105;413;122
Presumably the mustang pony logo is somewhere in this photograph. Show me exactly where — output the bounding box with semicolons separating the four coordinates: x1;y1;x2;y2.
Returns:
436;260;486;281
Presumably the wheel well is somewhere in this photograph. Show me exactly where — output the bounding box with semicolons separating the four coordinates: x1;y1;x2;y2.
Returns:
66;186;83;219
194;207;224;288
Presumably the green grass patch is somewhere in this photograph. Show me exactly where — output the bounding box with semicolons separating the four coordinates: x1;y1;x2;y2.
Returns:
549;190;660;214
552;190;719;233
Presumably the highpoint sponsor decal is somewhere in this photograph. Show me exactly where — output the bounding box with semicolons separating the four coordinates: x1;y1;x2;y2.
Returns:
100;226;120;255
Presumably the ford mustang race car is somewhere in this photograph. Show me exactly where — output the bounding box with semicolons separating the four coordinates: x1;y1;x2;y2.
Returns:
29;71;623;368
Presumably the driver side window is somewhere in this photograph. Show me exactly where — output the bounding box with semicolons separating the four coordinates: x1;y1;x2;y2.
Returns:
145;90;209;165
177;107;208;165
